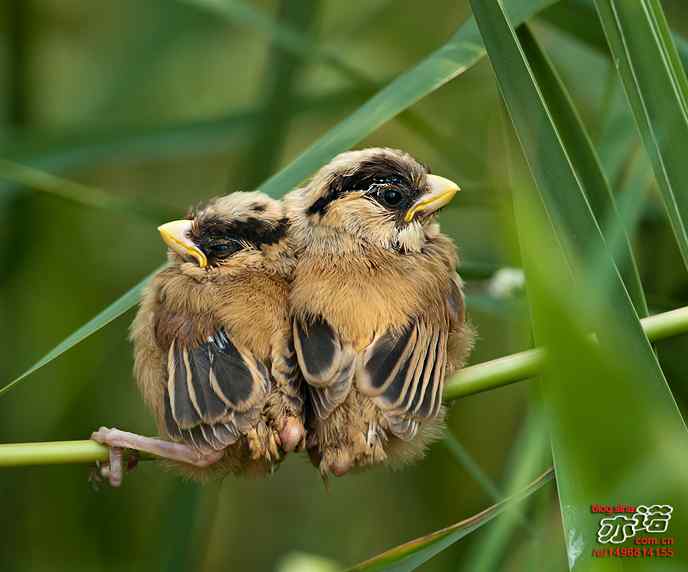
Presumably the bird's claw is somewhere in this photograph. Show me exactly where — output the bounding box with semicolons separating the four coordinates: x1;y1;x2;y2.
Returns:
90;426;139;488
279;416;305;453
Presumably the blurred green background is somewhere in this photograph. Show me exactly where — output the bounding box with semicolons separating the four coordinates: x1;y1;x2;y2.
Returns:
1;1;687;570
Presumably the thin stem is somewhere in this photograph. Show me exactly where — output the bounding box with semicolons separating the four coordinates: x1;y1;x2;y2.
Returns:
443;304;688;400
443;432;503;502
1;305;687;467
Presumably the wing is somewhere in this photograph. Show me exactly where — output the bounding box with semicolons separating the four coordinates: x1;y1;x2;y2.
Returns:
294;276;464;432
447;273;465;328
357;319;447;421
163;328;270;451
357;278;463;440
293;315;355;419
446;272;473;375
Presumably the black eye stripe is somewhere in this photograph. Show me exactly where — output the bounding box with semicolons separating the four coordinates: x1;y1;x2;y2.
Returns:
342;175;405;194
193;216;288;247
199;240;242;261
307;155;426;216
207;240;240;252
189;216;289;266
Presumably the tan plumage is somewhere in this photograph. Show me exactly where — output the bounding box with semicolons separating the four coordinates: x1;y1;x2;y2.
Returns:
285;148;474;477
92;192;304;485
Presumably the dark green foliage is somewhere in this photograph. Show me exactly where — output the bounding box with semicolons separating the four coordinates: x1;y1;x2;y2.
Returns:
1;1;687;571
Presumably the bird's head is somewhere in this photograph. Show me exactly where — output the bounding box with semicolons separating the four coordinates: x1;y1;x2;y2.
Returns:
157;191;290;277
288;148;460;253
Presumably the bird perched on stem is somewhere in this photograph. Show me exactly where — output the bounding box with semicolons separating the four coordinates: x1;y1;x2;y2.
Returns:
286;148;474;477
92;192;304;486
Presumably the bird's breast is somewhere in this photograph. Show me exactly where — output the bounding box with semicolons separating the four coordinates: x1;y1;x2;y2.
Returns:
291;253;439;344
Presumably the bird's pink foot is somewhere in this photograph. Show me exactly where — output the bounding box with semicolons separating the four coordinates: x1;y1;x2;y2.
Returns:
279;416;305;453
90;426;224;487
318;447;353;477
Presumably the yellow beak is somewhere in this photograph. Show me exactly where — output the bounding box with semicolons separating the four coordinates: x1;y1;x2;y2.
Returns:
404;174;460;223
158;219;208;268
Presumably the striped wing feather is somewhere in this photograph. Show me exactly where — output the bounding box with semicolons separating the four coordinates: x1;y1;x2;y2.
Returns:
293;316;355;419
164;328;270;451
358;319;446;421
358;275;463;439
295;276;463;434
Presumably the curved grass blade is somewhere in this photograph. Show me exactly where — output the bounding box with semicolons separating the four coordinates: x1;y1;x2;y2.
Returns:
0;0;561;396
1;87;363;176
347;468;554;572
0;269;159;397
443;432;503;503
465;405;548;571
258;0;560;197
596;85;645;183
511;200;688;570
181;0;481;172
470;0;688;568
517;26;647;315
593;0;688;270
183;0;366;84
541;0;688;68
0;159;177;222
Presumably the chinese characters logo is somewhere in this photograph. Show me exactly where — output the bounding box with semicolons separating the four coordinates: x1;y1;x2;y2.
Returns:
597;505;673;544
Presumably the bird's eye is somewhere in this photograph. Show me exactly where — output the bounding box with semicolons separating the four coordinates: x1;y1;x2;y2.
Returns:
208;241;239;256
380;188;403;207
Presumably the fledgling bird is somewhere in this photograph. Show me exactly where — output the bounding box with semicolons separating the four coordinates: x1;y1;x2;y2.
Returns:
91;192;304;486
286;148;474;477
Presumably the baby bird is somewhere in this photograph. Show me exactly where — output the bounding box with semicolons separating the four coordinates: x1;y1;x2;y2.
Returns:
286;148;474;477
92;192;304;486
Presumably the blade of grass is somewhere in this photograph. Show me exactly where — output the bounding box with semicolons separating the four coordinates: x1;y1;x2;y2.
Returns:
1;86;364;176
0;159;177;222
442;432;502;503
541;0;688;68
594;0;688;270
0;269;159;397
470;1;688;569
258;0;560;197
510;198;688;569
594;83;657;251
346;467;554;572
0;0;561;397
182;0;485;173
471;0;663;350
518;25;647;316
465;405;549;572
596;84;647;186
182;0;364;84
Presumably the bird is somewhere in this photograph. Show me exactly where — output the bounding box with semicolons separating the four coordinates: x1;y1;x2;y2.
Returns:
91;191;304;486
285;147;474;477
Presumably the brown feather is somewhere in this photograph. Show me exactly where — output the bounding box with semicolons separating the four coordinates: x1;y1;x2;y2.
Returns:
130;192;304;480
286;148;475;476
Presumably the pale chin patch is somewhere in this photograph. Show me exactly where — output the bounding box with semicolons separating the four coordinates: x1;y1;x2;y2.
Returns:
396;222;426;252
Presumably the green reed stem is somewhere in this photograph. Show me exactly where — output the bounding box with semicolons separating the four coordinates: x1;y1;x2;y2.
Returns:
1;305;686;467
